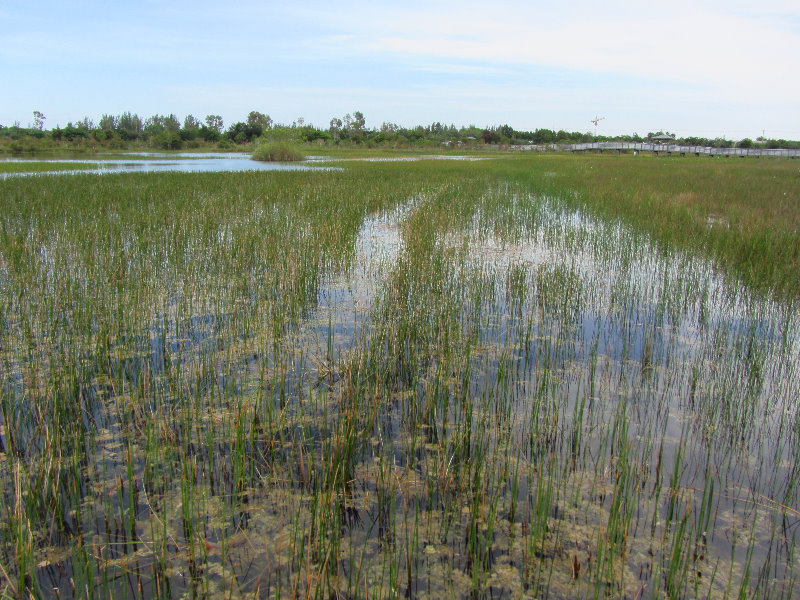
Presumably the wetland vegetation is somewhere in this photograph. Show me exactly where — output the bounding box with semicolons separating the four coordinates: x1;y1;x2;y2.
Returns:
251;142;306;163
0;154;799;598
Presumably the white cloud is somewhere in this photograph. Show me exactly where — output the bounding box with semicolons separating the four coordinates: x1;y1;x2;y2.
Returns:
297;1;800;99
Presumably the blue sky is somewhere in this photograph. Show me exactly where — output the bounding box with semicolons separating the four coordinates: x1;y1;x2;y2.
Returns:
2;0;799;139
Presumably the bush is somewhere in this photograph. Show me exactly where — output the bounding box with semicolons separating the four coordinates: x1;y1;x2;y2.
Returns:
5;135;51;153
251;141;305;162
151;131;183;150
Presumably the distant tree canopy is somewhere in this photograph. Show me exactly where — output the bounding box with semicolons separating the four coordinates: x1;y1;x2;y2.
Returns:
3;108;799;152
116;112;144;140
204;115;222;132
247;111;272;133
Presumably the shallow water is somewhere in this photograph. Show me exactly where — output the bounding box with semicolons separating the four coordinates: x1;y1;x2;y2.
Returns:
0;152;337;177
1;152;482;177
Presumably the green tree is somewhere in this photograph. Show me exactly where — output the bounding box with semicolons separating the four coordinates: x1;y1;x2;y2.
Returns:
498;124;514;141
342;111;366;141
296;126;329;143
76;116;95;130
532;128;556;144
184;114;201;131
163;114;180;132
225;119;264;144
99;114;116;131
247;111;272;133
181;114;201;141
33;111;45;130
144;114;180;137
329;117;343;142
205;115;224;134
482;128;500;144
59;123;89;141
152;131;182;150
116;112;143;140
144;116;165;137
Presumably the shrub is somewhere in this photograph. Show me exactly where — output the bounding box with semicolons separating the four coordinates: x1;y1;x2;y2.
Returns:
151;131;183;150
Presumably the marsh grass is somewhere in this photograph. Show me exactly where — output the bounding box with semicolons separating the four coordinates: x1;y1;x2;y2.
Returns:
0;156;799;598
510;154;800;297
0;161;97;174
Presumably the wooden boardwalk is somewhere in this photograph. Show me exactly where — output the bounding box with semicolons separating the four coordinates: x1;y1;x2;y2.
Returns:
567;142;800;157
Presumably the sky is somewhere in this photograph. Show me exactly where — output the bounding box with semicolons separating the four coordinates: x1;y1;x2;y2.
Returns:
1;0;799;139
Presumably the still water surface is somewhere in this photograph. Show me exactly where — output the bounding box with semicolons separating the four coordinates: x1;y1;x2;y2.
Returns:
1;152;337;176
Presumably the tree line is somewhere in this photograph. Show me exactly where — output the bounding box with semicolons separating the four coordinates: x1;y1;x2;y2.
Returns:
2;110;797;152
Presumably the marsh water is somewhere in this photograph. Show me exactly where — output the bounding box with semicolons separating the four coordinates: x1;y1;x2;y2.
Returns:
1;170;798;598
0;152;335;177
0;152;481;178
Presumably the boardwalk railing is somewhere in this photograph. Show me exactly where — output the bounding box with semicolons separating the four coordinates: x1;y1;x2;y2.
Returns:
564;142;800;157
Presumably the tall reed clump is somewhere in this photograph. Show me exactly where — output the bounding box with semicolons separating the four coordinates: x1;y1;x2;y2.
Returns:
251;141;305;162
